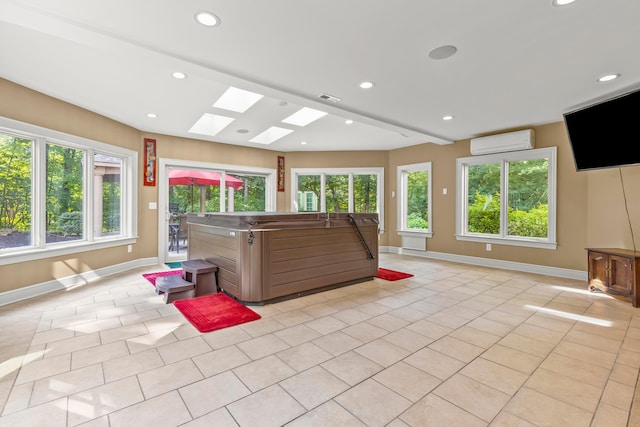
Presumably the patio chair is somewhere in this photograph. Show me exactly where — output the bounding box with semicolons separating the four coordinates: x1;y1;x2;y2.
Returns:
176;214;188;253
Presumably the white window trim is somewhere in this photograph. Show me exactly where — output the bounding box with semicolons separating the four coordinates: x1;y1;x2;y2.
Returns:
157;158;277;261
290;167;384;231
455;147;557;249
397;162;432;238
0;116;138;265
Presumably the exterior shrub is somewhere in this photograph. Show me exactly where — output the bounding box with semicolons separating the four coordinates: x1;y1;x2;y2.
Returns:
58;211;82;236
407;212;428;229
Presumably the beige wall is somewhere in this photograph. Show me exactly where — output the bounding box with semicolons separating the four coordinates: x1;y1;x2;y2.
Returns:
2;77;640;295
587;166;640;249
1;79;141;292
140;132;285;250
388;123;592;271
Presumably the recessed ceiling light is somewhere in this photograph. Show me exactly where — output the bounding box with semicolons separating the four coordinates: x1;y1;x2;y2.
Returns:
250;126;293;144
172;71;187;79
282;107;328;127
236;129;249;134
597;73;620;82
345;119;354;125
188;113;234;136
194;11;220;27
428;45;457;60
300;141;308;145
359;81;375;89
146;113;157;118
442;115;455;121
552;0;576;6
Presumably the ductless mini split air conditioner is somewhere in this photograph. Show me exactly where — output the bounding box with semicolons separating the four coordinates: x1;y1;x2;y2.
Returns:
470;129;535;155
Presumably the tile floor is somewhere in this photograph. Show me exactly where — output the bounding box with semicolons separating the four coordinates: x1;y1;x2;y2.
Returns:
1;253;640;426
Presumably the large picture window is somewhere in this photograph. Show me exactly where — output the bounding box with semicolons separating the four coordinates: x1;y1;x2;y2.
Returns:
397;162;432;237
456;147;557;249
0;117;137;264
291;168;383;228
0;132;32;250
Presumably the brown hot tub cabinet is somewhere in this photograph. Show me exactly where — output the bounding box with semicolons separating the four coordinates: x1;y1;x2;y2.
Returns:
187;212;379;304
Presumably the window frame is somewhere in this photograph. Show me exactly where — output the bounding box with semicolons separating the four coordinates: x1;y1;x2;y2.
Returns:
290;167;384;231
397;162;433;238
0;116;138;265
455;147;557;249
158;157;277;260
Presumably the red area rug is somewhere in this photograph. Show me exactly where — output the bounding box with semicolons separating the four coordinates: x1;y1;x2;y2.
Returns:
173;293;261;333
376;267;414;281
143;270;182;286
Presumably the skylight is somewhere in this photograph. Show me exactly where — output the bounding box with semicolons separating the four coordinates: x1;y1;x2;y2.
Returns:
249;126;293;144
188;113;234;136
282;107;328;127
213;87;264;113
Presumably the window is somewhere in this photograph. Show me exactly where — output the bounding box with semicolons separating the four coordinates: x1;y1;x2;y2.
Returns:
230;174;267;212
300;191;317;211
291;168;383;227
46;143;84;243
0;117;137;264
325;174;349;213
397;162;432;237
166;167;272;215
456;147;557;249
95;153;123;237
0;132;31;250
296;175;321;212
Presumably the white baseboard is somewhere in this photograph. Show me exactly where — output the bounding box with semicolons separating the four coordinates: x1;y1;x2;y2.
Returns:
0;257;159;307
1;249;588;307
379;246;587;281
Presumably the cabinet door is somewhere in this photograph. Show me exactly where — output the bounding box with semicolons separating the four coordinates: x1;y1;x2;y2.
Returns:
609;255;633;295
588;251;608;289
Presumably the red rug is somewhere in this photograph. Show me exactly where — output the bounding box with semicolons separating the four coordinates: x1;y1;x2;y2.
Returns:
143;270;182;286
173;293;261;333
376;267;414;281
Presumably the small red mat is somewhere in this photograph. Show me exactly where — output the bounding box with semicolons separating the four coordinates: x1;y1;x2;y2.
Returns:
173;293;261;333
142;270;182;286
376;267;414;281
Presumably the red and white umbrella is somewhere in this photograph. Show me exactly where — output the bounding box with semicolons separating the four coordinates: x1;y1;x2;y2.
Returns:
168;169;244;212
168;169;244;189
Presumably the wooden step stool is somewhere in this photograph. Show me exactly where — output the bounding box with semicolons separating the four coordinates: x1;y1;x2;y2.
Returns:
155;274;195;303
182;259;218;297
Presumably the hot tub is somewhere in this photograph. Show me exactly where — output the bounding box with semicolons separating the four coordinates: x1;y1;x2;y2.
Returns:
186;212;379;304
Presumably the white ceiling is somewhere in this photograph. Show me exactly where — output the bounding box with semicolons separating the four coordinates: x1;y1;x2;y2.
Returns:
1;0;639;152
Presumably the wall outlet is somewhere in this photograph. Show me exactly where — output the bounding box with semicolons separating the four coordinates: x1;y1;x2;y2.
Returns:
486;243;492;251
442;187;448;195
127;244;132;253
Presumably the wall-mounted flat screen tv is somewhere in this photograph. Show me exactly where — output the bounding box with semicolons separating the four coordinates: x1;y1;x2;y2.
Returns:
563;87;640;171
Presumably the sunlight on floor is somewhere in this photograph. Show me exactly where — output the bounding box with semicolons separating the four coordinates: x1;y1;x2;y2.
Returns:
0;350;47;381
551;285;613;298
525;304;613;327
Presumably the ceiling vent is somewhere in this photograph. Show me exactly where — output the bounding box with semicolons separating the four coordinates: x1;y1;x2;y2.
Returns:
318;93;341;103
470;129;535;155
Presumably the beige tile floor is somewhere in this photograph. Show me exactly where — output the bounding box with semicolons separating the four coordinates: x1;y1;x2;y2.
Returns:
1;253;640;426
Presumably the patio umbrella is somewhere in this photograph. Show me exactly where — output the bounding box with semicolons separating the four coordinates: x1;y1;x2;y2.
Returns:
168;169;244;189
168;169;244;212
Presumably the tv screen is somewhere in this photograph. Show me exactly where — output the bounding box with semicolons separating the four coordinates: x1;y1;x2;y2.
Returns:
563;88;640;171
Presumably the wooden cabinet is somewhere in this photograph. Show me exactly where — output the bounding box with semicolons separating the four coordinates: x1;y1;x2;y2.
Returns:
587;248;640;307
